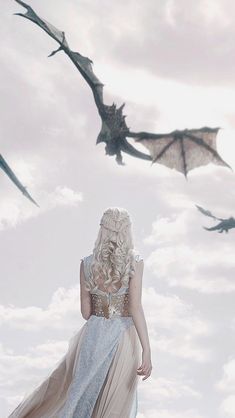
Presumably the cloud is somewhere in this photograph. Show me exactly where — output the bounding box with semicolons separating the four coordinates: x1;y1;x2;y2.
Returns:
147;243;235;294
0;339;70;414
0;340;67;383
85;0;235;86
215;358;235;417
1;283;211;361
142;287;212;362
0;284;86;412
138;375;201;406
0;181;83;231
144;178;235;294
137;408;205;418
0;284;84;331
216;358;235;392
220;395;235;418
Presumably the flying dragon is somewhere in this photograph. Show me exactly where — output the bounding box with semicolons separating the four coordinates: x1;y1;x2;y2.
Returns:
6;0;232;207
196;205;235;233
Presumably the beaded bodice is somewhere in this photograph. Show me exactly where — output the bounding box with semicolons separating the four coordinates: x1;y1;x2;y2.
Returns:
90;287;130;319
82;253;142;319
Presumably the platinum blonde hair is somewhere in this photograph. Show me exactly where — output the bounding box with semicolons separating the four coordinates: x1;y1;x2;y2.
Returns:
84;207;138;292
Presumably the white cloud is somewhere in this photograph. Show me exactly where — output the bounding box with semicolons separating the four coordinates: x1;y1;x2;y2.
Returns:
0;339;69;412
0;340;67;379
0;285;86;412
138;375;201;402
97;60;235;136
216;358;235;417
147;245;235;294
0;285;84;331
137;409;204;418
216;358;235;392
142;287;212;362
0;182;83;231
144;201;235;294
1;284;211;362
199;0;231;27
220;396;235;418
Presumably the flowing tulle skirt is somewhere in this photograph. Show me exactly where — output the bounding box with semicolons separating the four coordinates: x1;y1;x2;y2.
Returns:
8;315;141;418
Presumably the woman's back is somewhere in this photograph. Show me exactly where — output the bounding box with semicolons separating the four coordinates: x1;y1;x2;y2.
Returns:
7;208;151;418
82;253;143;319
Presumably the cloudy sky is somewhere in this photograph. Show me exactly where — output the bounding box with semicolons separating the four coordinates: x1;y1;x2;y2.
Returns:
1;1;235;417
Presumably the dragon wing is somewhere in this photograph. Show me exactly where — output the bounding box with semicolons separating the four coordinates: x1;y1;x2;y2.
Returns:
0;154;39;206
14;0;104;112
195;204;224;221
127;127;231;177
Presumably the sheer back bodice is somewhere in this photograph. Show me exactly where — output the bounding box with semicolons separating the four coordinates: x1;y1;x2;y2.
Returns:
82;253;143;319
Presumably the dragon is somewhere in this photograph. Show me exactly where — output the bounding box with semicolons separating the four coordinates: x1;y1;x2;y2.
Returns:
196;205;235;233
3;1;231;206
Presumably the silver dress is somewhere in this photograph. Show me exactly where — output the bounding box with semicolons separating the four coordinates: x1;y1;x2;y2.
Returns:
8;254;142;418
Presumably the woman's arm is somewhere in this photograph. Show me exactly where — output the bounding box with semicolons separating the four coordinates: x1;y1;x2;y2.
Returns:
80;260;92;320
129;259;152;380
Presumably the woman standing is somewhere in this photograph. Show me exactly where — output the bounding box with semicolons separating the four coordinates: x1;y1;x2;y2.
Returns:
8;207;152;418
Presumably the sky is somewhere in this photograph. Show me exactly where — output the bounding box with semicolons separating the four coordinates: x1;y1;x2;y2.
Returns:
1;1;235;417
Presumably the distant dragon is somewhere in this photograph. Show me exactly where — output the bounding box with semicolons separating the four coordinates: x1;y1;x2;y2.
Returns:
196;205;235;233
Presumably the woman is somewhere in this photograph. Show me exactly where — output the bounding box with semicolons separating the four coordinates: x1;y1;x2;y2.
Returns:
8;207;152;418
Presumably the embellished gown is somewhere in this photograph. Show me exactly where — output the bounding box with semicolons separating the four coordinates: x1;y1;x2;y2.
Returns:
8;254;142;418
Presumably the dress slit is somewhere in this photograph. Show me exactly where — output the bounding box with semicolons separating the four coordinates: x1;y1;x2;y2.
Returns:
91;322;141;418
